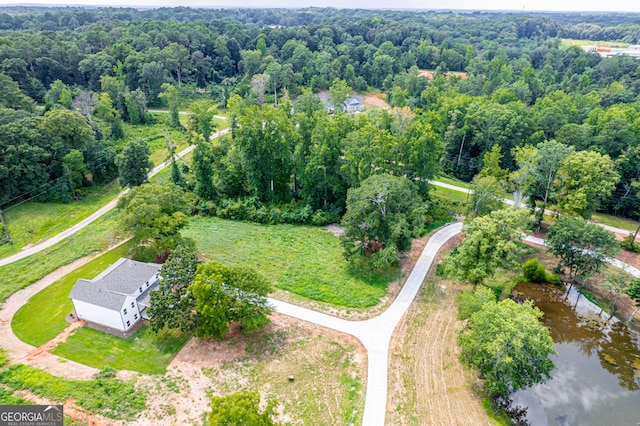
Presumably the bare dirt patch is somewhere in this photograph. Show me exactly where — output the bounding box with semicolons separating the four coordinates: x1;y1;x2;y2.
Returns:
387;235;490;426
418;69;469;79
13;390;118;426
363;93;391;110
134;313;366;426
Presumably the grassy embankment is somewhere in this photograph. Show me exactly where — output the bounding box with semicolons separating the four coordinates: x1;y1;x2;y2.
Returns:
0;349;144;420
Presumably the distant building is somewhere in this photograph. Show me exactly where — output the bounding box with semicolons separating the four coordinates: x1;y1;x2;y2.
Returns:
319;92;366;114
344;95;365;113
581;45;640;59
69;258;161;335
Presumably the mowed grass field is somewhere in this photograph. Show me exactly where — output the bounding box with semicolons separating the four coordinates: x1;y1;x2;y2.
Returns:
183;217;393;308
0;210;124;304
0;181;121;259
53;325;190;375
12;241;133;346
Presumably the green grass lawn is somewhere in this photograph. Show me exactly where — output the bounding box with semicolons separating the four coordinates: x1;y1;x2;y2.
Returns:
431;185;470;204
0;210;125;304
0;181;121;259
434;174;471;189
183;217;394;308
591;212;639;233
12;241;134;346
122;120;190;166
53;325;190;375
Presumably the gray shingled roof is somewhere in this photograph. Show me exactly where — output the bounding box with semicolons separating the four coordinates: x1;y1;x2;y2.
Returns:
69;258;161;311
100;258;161;295
69;279;127;311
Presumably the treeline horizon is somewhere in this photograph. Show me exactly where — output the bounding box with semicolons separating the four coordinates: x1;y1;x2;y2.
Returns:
0;6;639;221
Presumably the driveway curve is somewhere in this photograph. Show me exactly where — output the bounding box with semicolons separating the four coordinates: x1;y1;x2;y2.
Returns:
2;211;638;425
269;222;463;426
0;129;230;268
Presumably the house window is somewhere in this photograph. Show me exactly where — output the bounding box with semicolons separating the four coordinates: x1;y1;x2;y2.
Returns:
123;308;128;315
134;314;138;320
126;321;131;327
131;302;135;308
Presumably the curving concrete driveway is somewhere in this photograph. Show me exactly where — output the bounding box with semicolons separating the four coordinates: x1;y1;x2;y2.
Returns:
1;217;638;425
0;129;230;268
269;222;464;426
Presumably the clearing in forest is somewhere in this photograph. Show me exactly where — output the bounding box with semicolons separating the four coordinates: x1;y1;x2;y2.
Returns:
183;216;395;308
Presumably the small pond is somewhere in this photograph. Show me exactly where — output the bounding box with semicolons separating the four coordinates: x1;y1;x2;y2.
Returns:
510;282;640;426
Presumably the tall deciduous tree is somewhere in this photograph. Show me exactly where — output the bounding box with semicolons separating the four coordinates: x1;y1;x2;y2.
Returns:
148;245;200;333
251;73;269;108
235;104;295;202
117;139;152;188
72;91;97;125
555;150;620;219
468;175;506;218
329;78;352;113
159;83;182;129
42;109;95;150
545;216;619;281
189;261;272;339
341;173;425;266
0;72;35;111
117;182;190;255
188;99;217;141
192;136;216;201
445;208;532;284
61;149;87;200
601;267;632;316
458;298;557;396
528;140;573;227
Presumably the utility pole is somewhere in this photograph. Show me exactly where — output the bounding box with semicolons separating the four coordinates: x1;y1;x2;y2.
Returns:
0;209;12;244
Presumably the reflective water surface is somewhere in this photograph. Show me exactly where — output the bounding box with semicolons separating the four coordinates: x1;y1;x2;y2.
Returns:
511;282;640;426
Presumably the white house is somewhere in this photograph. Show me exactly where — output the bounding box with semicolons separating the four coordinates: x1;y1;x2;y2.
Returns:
319;92;365;114
69;258;161;334
344;95;365;113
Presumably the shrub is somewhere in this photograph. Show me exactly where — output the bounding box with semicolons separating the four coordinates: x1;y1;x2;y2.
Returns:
522;258;547;283
204;196;335;226
622;233;640;253
545;273;561;285
522;258;560;284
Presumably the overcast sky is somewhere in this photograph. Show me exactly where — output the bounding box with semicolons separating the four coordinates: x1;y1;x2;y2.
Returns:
0;0;638;13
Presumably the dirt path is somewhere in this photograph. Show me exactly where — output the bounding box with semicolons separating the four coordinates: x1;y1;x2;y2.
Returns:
388;237;489;426
13;389;119;426
0;241;129;377
0;129;229;268
22;320;85;361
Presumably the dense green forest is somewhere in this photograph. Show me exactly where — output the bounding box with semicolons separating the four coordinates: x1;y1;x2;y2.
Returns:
0;6;639;223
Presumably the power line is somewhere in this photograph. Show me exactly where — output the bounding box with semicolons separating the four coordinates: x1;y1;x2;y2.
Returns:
0;152;118;210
